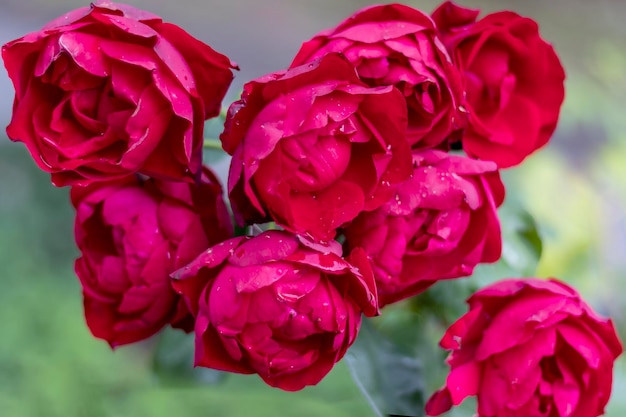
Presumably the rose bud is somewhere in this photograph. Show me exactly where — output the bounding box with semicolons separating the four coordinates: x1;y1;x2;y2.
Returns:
3;2;237;186
221;53;412;242
291;3;464;148
171;230;378;391
343;150;504;307
425;278;623;417
72;167;232;347
432;1;565;168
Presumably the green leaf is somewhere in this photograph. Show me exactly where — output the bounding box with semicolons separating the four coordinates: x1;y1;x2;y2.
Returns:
346;319;425;417
500;203;542;274
151;327;228;386
472;200;543;286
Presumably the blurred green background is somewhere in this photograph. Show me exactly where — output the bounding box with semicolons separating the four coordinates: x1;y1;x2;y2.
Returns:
1;0;625;416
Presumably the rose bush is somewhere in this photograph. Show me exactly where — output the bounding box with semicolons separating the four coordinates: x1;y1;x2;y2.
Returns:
2;1;236;186
433;1;565;168
291;3;464;148
3;2;620;415
425;278;623;417
171;230;378;391
72;167;232;347
343;150;504;306
221;53;412;242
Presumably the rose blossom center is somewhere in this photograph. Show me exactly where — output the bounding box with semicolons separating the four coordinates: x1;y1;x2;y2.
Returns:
40;50;142;150
465;42;517;115
279;129;352;193
211;265;349;378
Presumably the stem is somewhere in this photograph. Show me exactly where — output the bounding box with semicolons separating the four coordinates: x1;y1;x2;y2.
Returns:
203;138;223;150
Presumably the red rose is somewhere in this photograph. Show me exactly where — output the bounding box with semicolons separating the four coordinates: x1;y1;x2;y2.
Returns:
172;231;378;391
72;167;232;347
433;1;565;168
426;278;622;417
3;2;236;186
221;53;412;242
291;4;464;148
343;150;503;306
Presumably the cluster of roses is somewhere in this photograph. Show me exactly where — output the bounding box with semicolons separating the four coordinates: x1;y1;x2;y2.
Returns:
2;1;622;416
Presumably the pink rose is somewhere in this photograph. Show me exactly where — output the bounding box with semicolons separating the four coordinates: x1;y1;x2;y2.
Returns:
172;230;378;391
343;150;503;306
291;3;464;148
426;278;623;417
72;167;232;347
221;53;412;242
432;1;565;168
3;1;236;186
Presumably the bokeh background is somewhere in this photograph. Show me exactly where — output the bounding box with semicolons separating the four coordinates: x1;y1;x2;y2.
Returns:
0;0;625;416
